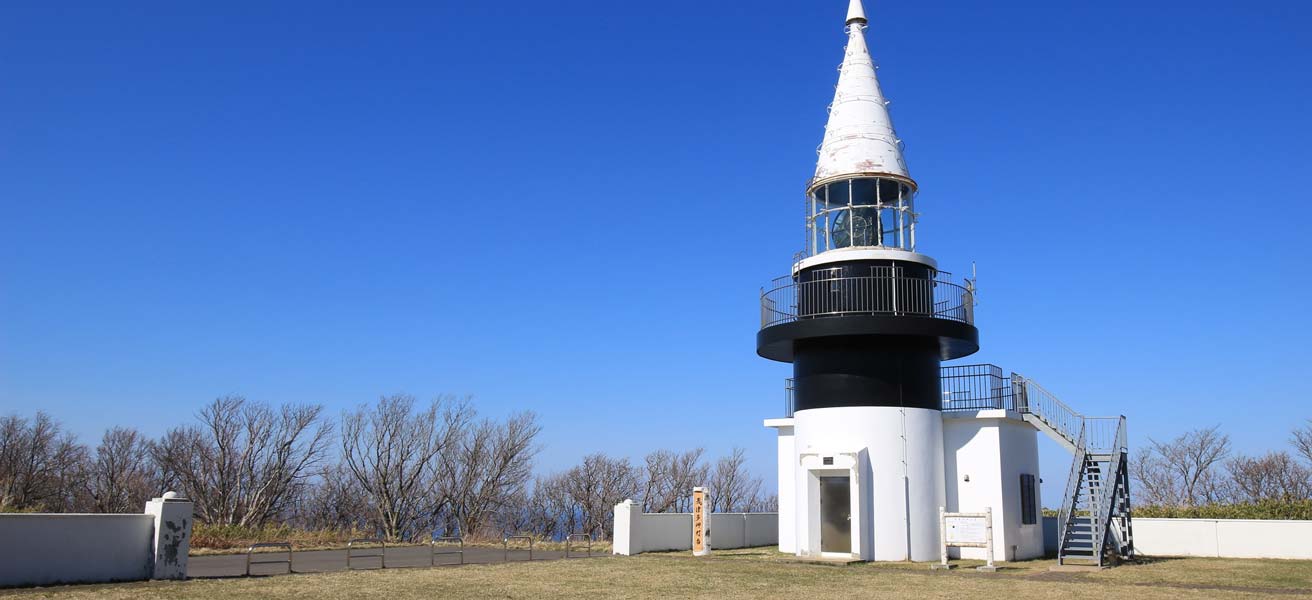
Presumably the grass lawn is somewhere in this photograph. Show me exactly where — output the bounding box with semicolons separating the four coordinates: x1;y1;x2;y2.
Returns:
4;548;1311;599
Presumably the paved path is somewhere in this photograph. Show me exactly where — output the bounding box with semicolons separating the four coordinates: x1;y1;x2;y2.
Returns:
190;545;598;578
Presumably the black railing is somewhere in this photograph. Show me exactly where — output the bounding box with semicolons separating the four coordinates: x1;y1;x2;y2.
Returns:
940;364;1014;412
782;365;1098;430
783;366;1015;417
760;271;974;329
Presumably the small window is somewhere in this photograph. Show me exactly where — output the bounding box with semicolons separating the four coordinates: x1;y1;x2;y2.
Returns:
1020;474;1037;525
823;457;834;466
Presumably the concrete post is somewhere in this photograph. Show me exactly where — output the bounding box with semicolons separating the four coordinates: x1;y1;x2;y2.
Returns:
144;491;193;580
612;499;639;556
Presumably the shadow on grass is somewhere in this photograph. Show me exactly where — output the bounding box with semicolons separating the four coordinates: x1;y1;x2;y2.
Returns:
1117;555;1186;567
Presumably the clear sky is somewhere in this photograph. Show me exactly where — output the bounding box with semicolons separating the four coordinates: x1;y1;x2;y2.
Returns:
2;1;1310;504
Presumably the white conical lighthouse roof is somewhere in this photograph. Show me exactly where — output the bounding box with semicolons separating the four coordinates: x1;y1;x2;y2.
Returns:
811;0;913;191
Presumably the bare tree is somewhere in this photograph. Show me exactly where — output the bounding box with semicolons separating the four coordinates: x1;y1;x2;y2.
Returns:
0;413;88;512
641;448;708;513
341;395;463;541
292;462;370;532
520;473;577;539
1226;451;1312;503
562;453;640;538
1294;420;1312;467
153;396;332;527
1134;426;1231;506
1130;448;1179;506
708;447;763;513
749;494;779;513
85;427;158;513
438;411;541;538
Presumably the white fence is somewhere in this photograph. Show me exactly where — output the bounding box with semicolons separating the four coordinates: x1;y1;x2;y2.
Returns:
1043;516;1312;560
0;494;192;588
612;500;778;555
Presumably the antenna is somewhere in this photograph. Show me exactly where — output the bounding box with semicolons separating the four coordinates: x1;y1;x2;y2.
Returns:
968;262;979;306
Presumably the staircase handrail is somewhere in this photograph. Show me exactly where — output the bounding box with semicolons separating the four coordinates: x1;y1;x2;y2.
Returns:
1012;373;1084;448
1056;421;1088;561
1090;416;1128;562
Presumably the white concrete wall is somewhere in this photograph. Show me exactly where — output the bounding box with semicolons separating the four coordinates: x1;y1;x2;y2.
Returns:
765;419;796;554
144;496;192;580
1042;516;1312;560
636;513;695;553
708;513;779;549
611;503;779;555
0;494;193;588
0;514;155;587
1133;518;1312;559
942;410;1044;561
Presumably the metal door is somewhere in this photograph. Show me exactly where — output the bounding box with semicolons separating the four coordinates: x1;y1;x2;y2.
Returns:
819;476;851;553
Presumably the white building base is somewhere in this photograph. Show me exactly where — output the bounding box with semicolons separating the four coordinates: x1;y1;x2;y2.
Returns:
769;406;945;562
767;408;1043;563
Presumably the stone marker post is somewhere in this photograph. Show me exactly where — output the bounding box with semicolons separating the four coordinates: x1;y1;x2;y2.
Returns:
692;487;710;556
144;491;193;580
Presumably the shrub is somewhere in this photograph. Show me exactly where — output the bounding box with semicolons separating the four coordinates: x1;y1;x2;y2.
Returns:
1134;499;1312;520
191;523;370;551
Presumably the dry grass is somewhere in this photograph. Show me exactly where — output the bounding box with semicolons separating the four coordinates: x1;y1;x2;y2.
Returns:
189;524;369;554
4;549;1311;599
189;526;610;556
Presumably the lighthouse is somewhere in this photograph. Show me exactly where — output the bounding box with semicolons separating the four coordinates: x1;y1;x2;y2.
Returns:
759;0;1134;566
757;0;978;562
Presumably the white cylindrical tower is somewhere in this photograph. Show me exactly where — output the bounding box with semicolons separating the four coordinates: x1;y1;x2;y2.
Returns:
757;0;979;562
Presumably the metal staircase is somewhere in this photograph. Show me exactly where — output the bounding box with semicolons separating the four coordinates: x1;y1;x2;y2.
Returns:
939;366;1134;566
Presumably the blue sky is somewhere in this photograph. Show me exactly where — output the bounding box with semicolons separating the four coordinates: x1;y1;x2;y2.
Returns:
2;1;1310;504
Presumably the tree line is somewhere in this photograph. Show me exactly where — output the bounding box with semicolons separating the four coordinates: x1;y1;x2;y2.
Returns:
1131;421;1312;507
0;396;774;541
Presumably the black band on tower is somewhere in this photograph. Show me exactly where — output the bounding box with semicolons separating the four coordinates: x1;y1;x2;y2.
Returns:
792;335;941;411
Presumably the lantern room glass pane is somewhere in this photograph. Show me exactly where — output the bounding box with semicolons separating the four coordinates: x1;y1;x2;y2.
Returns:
807;177;917;254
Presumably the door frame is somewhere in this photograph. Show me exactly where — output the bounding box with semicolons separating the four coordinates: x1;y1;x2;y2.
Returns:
800;451;864;559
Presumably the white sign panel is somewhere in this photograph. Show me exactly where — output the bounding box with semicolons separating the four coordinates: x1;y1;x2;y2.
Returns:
938;507;996;571
945;516;987;544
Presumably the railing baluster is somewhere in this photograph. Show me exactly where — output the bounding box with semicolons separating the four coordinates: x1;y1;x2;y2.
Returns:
760;271;974;326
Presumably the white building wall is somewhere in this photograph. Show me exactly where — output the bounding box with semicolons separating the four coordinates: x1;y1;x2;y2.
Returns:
792;406;944;561
997;417;1044;560
942;410;1044;561
765;419;796;553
